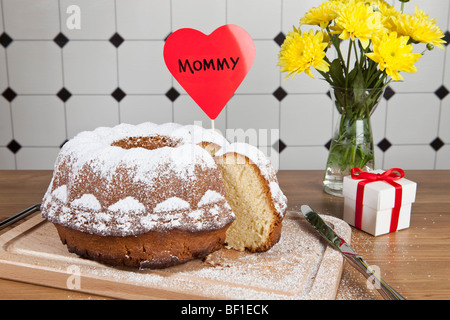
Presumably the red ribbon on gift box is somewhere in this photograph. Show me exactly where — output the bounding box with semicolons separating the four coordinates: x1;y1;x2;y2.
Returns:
350;168;405;233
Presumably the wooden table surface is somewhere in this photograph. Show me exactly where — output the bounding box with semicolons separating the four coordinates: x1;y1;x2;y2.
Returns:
0;169;449;300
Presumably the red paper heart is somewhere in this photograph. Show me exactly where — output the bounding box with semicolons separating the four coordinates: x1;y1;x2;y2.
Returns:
163;25;255;120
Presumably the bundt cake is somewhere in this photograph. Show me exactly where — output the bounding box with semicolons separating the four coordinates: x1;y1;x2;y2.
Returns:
41;122;287;269
41;123;235;269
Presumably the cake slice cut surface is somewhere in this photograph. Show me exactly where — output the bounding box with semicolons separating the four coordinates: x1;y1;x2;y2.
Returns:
214;143;287;252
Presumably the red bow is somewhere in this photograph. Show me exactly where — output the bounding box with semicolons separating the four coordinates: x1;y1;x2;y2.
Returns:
350;168;405;233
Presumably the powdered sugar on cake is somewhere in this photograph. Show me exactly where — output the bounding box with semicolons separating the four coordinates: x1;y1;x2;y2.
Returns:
41;122;235;237
197;190;226;207
108;197;146;213
71;194;102;211
154;197;190;213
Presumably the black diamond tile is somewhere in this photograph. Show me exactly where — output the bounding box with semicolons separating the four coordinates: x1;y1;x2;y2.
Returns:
272;139;287;153
430;137;444;151
443;31;450;47
2;88;17;102
109;33;124;48
273;87;287;101
165;87;180;102
435;85;449;100
7;140;21;154
0;32;13;48
111;87;126;102
326;90;331;99
60;139;68;149
164;32;172;42
377;138;392;152
54;32;69;48
383;86;395;101
325;139;332;150
57;87;72;102
273;32;286;47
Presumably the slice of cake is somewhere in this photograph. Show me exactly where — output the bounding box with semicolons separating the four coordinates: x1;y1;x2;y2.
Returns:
214;143;288;252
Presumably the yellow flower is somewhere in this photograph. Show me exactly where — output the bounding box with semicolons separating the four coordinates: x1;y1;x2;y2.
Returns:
374;0;400;17
278;28;330;79
332;0;385;49
386;6;446;49
300;2;338;29
366;32;422;81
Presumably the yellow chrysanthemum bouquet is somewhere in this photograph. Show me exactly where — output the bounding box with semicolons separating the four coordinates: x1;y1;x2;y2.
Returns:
278;0;446;196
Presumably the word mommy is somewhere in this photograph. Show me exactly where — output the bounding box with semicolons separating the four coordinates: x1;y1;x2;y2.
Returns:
178;57;240;74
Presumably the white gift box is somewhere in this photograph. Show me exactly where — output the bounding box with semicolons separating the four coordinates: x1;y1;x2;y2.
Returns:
343;169;417;236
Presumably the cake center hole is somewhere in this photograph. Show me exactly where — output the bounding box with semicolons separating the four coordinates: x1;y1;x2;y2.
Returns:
111;135;179;150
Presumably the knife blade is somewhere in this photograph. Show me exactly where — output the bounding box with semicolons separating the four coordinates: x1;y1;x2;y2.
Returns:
300;205;406;300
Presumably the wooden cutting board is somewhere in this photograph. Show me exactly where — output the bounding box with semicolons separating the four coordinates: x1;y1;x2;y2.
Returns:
0;211;351;300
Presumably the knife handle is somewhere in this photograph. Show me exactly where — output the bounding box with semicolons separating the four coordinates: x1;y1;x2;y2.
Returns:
344;254;406;300
0;204;41;231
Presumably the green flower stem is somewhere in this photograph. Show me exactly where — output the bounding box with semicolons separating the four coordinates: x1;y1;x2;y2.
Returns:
353;40;359;68
328;113;375;173
325;86;384;176
345;40;352;87
326;26;346;70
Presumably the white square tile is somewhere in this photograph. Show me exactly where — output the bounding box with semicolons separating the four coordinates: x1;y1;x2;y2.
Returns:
371;98;388;146
389;47;446;94
66;95;119;138
259;145;280;172
374;147;384;170
227;94;279;147
60;0;116;39
282;0;319;33
402;0;449;31
7;41;63;94
0;49;7;92
443;44;450;96
436;145;450;169
439;95;450;143
389;0;447;96
280;69;330;94
254;128;279;147
63;41;117;94
116;0;171;39
0;98;13;145
280;93;332;146
386;93;440;144
118;41;172;94
0;147;16;169
0;6;3;34
2;0;60;39
227;0;281;39
120;95;173;125
16;147;60;170
280;146;329;170
11;95;66;146
173;94;226;134
383;145;435;170
172;0;226;35
235;40;280;94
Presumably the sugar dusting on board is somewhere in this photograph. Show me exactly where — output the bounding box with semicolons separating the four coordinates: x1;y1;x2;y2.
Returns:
84;213;357;300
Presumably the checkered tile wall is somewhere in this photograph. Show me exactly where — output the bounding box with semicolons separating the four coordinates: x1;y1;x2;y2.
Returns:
1;0;449;170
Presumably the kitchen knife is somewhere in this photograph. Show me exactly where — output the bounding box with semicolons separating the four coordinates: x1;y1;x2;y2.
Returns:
300;205;406;300
0;204;41;231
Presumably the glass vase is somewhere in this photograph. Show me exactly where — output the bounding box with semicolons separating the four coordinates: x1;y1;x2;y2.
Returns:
323;86;384;197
